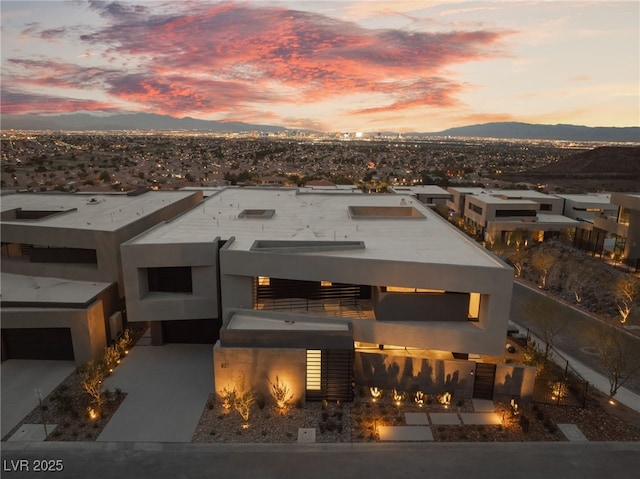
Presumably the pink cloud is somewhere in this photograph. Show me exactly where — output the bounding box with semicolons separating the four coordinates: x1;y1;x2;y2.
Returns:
1;88;120;114
5;1;513;118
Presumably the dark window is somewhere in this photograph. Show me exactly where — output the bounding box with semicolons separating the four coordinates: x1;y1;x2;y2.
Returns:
29;246;98;264
540;204;552;211
147;267;193;293
468;203;483;214
495;209;536;217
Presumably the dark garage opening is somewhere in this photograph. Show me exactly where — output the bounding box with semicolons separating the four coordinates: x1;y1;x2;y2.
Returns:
1;328;74;361
161;319;221;344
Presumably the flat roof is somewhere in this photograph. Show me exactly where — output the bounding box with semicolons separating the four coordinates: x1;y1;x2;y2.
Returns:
0;272;112;305
298;185;362;193
468;195;539;206
389;185;451;196
449;187;554;200
227;311;349;331
490;214;580;227
129;187;509;269
1;191;197;232
554;193;612;203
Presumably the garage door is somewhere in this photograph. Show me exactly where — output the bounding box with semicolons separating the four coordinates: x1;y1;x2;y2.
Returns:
1;328;74;361
161;319;221;344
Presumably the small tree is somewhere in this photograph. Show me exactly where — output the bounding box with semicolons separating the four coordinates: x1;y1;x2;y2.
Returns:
510;228;530;251
614;276;639;324
80;360;106;414
597;328;640;397
526;296;566;360
530;249;555;289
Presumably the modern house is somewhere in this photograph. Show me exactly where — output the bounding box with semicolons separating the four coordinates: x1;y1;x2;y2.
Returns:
388;185;452;206
0;190;202;363
554;193;617;256
446;187;580;246
593;192;640;268
121;187;529;403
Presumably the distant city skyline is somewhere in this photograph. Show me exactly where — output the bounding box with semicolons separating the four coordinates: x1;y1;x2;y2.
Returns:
1;1;638;132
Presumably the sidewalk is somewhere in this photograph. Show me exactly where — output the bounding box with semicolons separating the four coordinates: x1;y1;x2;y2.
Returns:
520;327;640;413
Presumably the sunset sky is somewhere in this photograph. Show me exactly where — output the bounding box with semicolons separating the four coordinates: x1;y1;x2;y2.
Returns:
1;1;638;132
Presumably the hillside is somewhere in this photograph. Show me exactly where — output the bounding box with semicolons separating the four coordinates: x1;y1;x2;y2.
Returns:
500;146;640;193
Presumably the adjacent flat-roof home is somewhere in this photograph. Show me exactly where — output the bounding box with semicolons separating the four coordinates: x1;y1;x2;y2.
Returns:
121;188;522;403
388;185;452;206
593;192;640;268
446;187;580;246
1;190;202;363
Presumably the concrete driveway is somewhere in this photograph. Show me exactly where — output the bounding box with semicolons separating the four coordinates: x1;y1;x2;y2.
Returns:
97;343;213;443
1;359;76;438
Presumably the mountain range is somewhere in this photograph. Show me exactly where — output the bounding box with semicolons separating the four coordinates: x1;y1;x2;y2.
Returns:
1;113;639;142
0;113;288;134
421;122;640;142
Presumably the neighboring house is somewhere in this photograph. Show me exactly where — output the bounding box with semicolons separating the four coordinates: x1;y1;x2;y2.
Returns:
1;273;118;365
121;187;526;403
555;193;617;257
0;190;202;362
593;192;640;268
388;185;452;206
446;187;580;246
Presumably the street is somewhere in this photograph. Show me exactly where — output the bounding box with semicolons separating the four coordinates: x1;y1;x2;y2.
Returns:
1;441;639;479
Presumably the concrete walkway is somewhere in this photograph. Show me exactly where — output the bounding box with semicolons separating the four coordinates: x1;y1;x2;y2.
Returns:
97;343;213;442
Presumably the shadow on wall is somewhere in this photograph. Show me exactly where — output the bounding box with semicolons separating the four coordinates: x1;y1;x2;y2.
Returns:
494;363;536;402
354;351;474;398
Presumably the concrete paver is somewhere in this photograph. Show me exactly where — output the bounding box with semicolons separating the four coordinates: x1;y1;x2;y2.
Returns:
472;399;495;412
404;412;429;425
459;412;502;425
0;359;76;438
297;428;316;443
557;424;589;442
97;343;213;442
378;426;434;441
429;413;461;425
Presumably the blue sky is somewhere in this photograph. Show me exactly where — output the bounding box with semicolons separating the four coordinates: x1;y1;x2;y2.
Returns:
1;1;638;131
